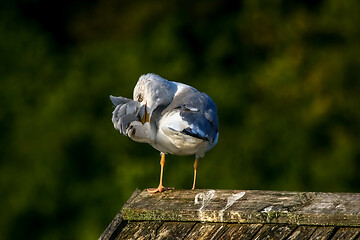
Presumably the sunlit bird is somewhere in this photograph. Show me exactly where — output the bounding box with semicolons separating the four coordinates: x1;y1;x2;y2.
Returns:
110;73;219;193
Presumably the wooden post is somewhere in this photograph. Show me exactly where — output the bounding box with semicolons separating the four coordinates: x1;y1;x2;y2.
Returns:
121;189;360;227
100;189;360;240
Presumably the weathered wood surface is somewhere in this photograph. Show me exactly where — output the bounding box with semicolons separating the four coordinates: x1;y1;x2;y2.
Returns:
112;221;360;240
308;226;335;240
331;227;360;240
287;225;317;240
116;221;162;240
252;224;296;239
217;223;263;240
99;189;360;240
121;189;360;227
155;222;195;240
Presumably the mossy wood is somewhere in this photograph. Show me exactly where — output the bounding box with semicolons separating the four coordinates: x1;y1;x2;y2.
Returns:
99;189;360;240
121;189;360;227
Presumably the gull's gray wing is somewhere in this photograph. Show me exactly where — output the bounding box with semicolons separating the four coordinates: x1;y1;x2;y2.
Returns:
164;88;219;143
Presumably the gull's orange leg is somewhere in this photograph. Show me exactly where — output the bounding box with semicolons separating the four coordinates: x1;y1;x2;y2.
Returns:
147;153;174;193
192;157;199;190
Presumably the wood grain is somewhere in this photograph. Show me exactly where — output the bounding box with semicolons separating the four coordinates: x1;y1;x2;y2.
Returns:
218;224;263;240
121;189;360;227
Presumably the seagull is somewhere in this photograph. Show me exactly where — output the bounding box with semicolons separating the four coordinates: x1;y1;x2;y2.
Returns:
110;73;219;193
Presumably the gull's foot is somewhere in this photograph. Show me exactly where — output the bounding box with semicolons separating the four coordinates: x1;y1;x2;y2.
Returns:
147;186;175;194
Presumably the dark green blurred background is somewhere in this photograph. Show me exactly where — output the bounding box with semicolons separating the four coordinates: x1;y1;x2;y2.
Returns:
1;0;360;239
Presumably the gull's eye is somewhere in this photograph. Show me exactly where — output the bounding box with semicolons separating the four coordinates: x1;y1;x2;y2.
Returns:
137;94;143;102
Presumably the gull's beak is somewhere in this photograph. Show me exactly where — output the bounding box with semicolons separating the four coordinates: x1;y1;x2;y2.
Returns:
141;102;150;124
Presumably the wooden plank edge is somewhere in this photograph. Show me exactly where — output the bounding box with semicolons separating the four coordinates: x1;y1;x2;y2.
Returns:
121;207;360;227
121;189;360;227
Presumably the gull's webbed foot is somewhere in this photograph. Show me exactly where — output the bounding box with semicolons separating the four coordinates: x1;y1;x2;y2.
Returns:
147;185;174;194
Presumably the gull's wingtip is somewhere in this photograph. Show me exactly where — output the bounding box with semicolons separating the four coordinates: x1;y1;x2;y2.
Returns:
110;95;117;105
110;95;131;106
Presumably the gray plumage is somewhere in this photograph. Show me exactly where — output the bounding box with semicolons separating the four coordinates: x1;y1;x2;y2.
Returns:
111;96;144;135
110;73;219;158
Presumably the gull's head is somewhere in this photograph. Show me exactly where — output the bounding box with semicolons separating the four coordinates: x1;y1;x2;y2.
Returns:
133;73;177;110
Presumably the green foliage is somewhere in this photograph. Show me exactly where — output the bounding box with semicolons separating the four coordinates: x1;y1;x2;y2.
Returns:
1;0;360;239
